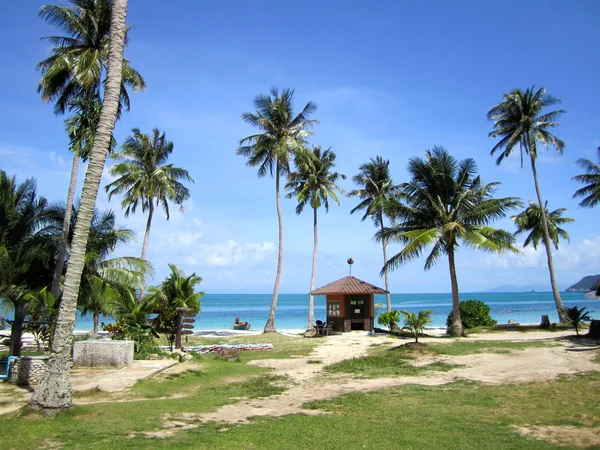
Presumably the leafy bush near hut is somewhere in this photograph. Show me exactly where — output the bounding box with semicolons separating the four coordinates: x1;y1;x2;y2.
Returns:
377;310;400;330
446;299;497;331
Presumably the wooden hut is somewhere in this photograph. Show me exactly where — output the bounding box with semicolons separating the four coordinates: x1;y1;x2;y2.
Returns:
310;276;388;332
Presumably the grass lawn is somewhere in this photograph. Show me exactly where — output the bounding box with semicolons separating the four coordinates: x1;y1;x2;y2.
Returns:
0;338;598;449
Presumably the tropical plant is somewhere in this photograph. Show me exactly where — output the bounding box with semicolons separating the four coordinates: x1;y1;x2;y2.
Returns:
50;204;151;335
446;299;497;331
512;201;573;250
487;86;567;321
108;288;159;353
105;128;193;298
237;88;318;332
149;264;204;350
37;0;144;298
400;310;433;343
286;145;345;331
30;0;129;412
24;288;59;351
349;156;397;312
381;147;521;336
377;310;400;331
573;147;600;208
0;171;56;357
564;306;591;336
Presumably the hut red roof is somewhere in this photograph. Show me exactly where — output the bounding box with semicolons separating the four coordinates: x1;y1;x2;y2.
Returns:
310;276;388;295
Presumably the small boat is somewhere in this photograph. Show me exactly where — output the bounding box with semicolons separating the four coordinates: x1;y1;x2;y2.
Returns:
233;318;251;330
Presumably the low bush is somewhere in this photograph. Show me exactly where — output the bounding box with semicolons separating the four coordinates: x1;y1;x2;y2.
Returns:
377;310;400;330
446;299;496;331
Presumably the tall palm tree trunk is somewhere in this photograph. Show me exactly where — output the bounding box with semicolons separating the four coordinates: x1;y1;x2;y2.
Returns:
139;202;154;299
307;207;318;331
264;164;283;333
379;212;392;311
93;312;99;336
30;0;128;412
529;153;566;322
447;245;463;337
51;154;80;298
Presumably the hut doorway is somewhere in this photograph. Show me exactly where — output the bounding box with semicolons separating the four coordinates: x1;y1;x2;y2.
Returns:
349;296;368;330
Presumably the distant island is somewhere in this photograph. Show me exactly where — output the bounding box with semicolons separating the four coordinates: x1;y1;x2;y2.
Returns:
486;284;555;293
566;275;600;292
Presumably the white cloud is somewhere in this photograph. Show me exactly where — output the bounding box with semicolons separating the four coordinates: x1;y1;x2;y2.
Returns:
192;240;275;266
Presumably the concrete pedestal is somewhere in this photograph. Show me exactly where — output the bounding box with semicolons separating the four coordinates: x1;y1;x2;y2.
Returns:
73;340;134;368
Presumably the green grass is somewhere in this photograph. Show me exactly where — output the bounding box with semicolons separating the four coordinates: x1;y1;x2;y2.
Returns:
427;340;557;356
325;345;457;377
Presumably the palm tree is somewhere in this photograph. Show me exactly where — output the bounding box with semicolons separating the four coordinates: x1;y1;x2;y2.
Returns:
285;146;346;331
37;0;145;298
0;171;56;357
381;147;521;336
573;147;600;208
237;88;318;332
149;264;204;350
30;0;129;412
51;94;111;297
105;128;193;298
487;86;567;322
512;201;573;250
49;204;151;335
348;156;396;312
400;310;433;343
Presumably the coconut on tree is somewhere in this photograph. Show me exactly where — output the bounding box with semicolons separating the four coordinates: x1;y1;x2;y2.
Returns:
573;147;600;209
30;0;130;412
237;88;318;332
348;156;397;312
105;128;193;298
286;145;346;331
487;86;567;322
37;0;145;299
380;147;521;336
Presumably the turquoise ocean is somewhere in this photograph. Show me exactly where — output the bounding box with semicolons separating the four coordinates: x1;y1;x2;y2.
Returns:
73;291;599;333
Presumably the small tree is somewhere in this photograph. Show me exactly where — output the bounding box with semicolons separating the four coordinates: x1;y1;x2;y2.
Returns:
150;264;203;350
446;299;497;331
377;310;400;331
24;288;58;351
564;306;591;336
400;310;433;343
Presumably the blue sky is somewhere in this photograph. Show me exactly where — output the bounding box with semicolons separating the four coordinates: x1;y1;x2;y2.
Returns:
1;1;599;294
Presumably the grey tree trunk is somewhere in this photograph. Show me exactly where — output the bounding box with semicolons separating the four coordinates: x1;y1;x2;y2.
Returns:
29;0;128;412
447;245;464;337
138;201;154;299
9;300;26;357
379;211;392;311
529;153;566;322
264;164;283;333
92;312;99;336
307;207;318;331
51;153;80;298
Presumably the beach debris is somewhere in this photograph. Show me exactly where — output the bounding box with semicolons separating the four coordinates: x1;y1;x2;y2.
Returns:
180;343;274;354
215;348;239;362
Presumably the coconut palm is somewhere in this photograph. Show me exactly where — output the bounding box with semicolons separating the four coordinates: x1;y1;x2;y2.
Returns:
0;171;56;357
487;86;567;322
286;146;346;331
348;156;397;311
30;0;129;412
573;147;600;208
149;264;204;350
381;147;521;336
400;310;433;343
512;201;573;250
51;94;113;297
37;0;144;298
237;88;318;332
105;128;193;298
49;204;151;335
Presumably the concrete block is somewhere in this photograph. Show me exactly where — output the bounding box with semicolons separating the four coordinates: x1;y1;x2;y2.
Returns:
73;340;134;368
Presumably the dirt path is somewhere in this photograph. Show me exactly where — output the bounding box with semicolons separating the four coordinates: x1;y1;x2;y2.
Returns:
160;332;599;428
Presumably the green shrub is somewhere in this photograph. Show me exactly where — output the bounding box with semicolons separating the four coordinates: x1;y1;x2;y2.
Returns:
377;310;400;330
446;299;497;331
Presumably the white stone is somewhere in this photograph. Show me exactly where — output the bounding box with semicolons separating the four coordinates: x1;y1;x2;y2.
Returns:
73;339;134;368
